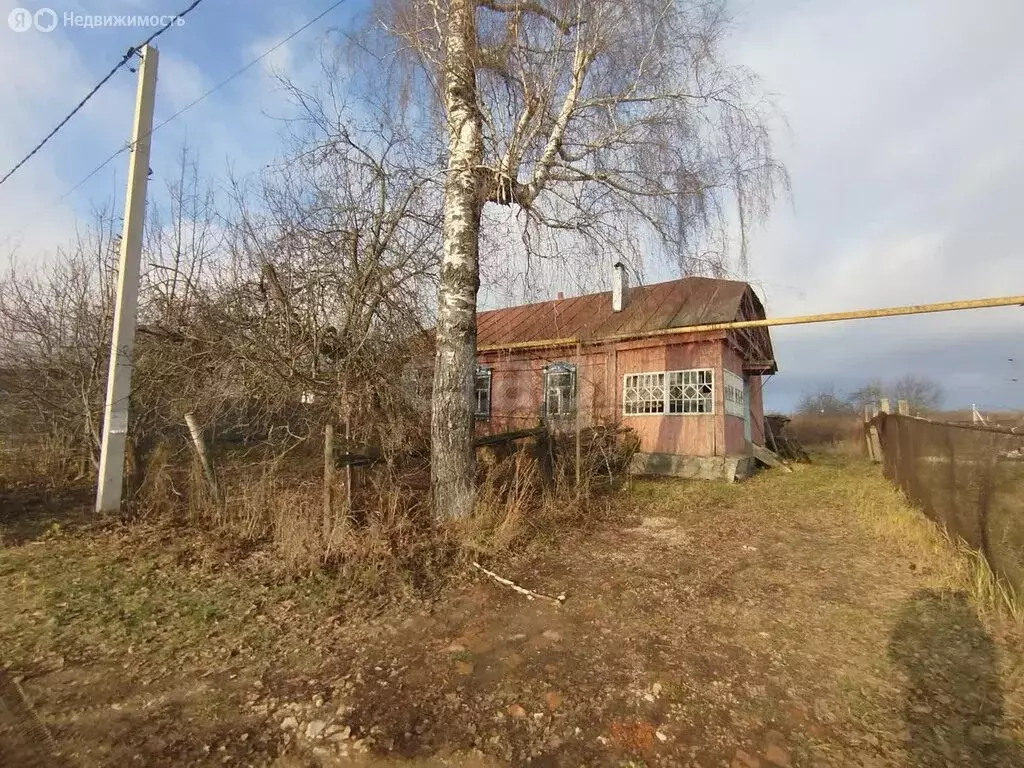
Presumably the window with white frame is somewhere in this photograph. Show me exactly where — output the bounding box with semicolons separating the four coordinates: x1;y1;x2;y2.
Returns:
623;373;667;414
543;363;576;417
474;367;492;419
624;368;715;415
724;370;746;418
669;369;714;413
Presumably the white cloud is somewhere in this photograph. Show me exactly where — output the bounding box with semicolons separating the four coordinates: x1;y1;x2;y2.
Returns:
245;33;295;82
157;51;210;115
0;0;136;261
723;0;1024;408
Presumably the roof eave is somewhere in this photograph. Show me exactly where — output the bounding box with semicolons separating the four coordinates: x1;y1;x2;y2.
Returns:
743;360;779;376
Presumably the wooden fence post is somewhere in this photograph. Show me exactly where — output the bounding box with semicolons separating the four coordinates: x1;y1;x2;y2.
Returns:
868;401;883;464
864;405;875;461
344;410;353;520
323;423;335;548
185;412;220;506
575;341;582;498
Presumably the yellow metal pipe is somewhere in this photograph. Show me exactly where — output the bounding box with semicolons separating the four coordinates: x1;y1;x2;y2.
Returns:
476;294;1024;353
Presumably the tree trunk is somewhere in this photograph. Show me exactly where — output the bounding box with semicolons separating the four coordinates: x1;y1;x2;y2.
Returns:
432;0;484;519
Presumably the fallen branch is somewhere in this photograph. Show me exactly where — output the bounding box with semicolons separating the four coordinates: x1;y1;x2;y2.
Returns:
472;561;566;606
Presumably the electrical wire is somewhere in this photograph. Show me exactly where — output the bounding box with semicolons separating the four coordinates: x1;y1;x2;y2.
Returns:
147;0;349;139
0;0;209;189
3;0;350;247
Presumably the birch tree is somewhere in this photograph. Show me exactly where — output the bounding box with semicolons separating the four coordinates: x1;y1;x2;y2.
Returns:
381;0;786;517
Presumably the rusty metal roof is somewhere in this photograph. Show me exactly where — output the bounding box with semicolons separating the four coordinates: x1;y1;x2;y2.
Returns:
476;277;757;347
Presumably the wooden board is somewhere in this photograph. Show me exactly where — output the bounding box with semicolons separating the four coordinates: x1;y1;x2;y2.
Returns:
752;443;793;473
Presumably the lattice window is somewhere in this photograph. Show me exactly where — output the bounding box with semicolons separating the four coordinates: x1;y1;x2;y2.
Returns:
623;369;715;415
543;363;576;417
474;367;492;419
624;373;666;415
724;370;746;418
668;369;715;414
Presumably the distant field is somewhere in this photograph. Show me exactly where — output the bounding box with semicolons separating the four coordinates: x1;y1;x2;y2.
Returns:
783;414;863;452
933;410;1024;429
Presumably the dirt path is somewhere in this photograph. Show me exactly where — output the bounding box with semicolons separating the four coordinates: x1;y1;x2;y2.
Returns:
3;460;1024;766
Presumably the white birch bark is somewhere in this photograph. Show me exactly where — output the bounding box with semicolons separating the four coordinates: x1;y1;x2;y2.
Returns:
432;0;485;518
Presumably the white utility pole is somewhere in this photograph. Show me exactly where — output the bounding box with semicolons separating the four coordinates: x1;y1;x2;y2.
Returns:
95;44;160;514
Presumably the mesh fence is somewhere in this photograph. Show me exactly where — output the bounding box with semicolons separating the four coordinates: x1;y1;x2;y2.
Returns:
875;414;1024;592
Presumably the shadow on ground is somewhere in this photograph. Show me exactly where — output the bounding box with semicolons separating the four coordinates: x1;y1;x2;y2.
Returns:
888;589;1023;767
0;484;92;546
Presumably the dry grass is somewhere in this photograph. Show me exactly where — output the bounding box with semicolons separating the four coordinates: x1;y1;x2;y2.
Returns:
1;425;631;627
133;440;183;520
0;435;86;491
4;454;1024;766
121;438;627;610
933;409;1024;428
787;414;864;453
458;450;542;555
626;455;1024;627
848;469;1024;622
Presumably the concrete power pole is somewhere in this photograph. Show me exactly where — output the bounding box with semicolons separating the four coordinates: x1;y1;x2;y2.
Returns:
95;45;160;514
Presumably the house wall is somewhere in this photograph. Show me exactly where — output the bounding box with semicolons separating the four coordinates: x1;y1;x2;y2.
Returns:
722;343;768;452
616;336;725;456
722;346;748;454
478;331;733;458
476;347;612;435
748;375;766;447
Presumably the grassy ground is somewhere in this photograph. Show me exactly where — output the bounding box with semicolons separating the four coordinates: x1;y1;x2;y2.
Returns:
2;457;1024;767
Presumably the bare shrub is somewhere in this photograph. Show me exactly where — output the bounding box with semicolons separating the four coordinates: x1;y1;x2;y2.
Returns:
0;211;120;485
133;440;183;521
461;449;543;555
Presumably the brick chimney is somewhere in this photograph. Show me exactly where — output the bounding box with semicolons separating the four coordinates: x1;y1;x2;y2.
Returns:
612;261;628;312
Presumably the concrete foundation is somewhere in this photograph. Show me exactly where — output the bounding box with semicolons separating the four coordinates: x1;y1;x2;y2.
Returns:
630;452;757;483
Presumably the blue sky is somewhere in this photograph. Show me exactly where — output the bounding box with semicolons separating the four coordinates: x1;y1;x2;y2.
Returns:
2;0;1023;413
0;0;367;227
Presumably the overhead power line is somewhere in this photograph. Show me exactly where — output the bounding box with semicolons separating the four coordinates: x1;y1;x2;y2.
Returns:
147;0;350;139
0;0;209;190
5;0;350;241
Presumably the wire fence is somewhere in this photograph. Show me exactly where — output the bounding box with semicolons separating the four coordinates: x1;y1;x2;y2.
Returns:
874;413;1024;592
